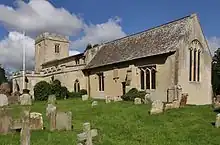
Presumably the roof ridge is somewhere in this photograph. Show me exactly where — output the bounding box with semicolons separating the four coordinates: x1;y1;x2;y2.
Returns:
102;13;193;45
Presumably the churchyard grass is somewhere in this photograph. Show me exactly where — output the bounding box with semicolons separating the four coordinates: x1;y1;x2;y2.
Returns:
0;99;219;145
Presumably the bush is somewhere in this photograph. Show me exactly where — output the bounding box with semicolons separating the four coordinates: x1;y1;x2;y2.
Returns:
79;89;87;96
121;88;146;101
67;91;81;98
51;79;62;100
34;81;52;101
61;86;68;99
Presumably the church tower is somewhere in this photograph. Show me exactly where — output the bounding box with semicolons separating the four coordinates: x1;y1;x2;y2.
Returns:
34;32;69;73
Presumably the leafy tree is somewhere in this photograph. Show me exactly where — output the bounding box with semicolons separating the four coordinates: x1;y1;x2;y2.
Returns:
34;81;52;101
212;48;220;96
0;66;8;85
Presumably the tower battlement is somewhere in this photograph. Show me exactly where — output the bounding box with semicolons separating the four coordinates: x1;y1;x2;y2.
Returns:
35;32;69;44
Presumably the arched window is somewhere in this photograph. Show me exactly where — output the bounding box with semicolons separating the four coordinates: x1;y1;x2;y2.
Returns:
189;40;202;82
139;65;156;90
74;79;80;92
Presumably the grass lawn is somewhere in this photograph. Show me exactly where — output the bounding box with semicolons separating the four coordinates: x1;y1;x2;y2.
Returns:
0;99;219;145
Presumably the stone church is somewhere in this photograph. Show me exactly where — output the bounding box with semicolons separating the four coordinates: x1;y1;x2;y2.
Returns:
12;13;212;105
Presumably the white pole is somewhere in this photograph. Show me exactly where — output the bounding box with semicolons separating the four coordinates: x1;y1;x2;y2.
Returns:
22;31;26;90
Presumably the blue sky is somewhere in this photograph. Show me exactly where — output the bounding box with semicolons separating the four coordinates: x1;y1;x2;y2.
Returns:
0;0;220;71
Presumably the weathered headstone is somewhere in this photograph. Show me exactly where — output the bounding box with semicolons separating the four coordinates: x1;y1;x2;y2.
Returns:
134;98;142;105
29;112;43;130
46;104;56;131
0;94;8;107
8;95;19;105
0;108;12;134
91;101;98;107
56;111;72;131
180;93;188;107
150;100;164;115
142;93;151;104
77;122;98;145
172;100;180;108
82;95;89;101
216;113;220;128
0;83;11;96
105;96;111;104
48;95;56;105
20;94;32;106
20;109;30;145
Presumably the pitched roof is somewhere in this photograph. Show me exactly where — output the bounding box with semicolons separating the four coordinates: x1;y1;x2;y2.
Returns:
85;14;194;69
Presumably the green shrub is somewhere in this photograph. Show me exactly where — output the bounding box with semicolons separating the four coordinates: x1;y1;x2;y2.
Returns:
51;79;62;100
34;81;52;101
61;86;68;99
67;91;81;98
79;89;87;95
121;88;146;101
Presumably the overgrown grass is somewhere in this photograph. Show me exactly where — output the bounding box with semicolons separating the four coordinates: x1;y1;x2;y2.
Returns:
0;99;219;145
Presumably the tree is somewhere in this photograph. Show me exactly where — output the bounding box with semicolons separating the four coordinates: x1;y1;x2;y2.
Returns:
0;65;8;85
212;48;220;96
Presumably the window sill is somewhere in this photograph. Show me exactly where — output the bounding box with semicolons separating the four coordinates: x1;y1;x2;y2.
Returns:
189;81;201;84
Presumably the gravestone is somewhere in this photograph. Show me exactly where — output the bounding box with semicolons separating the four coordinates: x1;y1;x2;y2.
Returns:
20;94;32;105
82;95;89;101
77;122;98;145
0;108;12;134
134;98;142;105
142;93;151;104
105;96;111;104
46;104;56;131
180;93;188;107
216;113;220;128
150;100;164;115
48;95;56;105
20;109;30;145
0;94;8;107
91;101;98;107
0;83;11;96
172;100;180;108
8;95;19;105
29;112;43;130
56;111;72;131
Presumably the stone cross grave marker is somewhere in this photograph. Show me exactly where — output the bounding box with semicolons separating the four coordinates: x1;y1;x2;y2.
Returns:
29;112;43;130
77;122;98;145
20;109;30;145
0;94;8;107
20;94;32;106
48;94;56;105
0;108;12;135
46;104;57;131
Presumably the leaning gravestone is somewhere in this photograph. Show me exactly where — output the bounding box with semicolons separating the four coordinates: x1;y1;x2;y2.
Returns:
0;108;12;135
46;104;57;131
105;96;111;104
20;109;30;145
77;122;98;145
29;112;43;130
0;94;8;107
48;95;56;105
56;111;72;131
150;100;164;115
20;94;32;106
134;98;142;105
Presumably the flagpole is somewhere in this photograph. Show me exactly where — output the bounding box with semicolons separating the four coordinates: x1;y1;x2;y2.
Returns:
22;31;26;90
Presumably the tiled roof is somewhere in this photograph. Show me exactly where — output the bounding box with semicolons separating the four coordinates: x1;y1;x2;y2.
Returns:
85;14;193;69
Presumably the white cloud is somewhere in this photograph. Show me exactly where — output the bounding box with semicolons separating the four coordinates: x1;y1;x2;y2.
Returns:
0;31;35;71
207;36;220;56
0;0;126;71
0;0;83;36
71;17;126;49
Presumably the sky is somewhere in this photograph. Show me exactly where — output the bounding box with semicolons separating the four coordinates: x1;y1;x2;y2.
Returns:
0;0;220;72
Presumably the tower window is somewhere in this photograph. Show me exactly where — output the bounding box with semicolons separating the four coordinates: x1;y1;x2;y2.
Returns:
55;44;60;53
